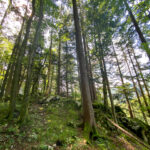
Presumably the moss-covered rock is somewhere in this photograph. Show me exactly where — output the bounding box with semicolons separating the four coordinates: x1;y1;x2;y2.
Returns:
93;102;150;144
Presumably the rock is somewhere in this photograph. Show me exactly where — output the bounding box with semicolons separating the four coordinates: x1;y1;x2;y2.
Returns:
46;96;54;103
48;146;54;150
93;103;150;144
118;117;150;144
38;96;60;104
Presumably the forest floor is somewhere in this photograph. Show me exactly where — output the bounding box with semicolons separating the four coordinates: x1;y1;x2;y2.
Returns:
0;97;149;150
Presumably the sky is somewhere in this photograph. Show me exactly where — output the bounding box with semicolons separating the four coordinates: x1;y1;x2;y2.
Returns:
0;0;29;38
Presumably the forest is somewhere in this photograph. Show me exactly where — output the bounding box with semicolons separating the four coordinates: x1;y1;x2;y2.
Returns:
0;0;150;149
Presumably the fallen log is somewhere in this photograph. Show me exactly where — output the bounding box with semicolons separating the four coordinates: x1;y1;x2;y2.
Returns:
106;117;150;150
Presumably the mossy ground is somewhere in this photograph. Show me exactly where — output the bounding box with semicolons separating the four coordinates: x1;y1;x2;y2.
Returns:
0;98;149;150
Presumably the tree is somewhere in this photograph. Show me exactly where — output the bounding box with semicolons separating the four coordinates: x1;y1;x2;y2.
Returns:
121;46;148;123
0;0;12;26
123;0;150;60
19;0;44;123
112;43;134;118
45;31;53;95
8;0;36;121
72;0;96;137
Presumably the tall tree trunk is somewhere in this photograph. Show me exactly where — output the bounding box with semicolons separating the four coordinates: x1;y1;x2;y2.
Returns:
19;0;43;123
123;0;150;59
32;74;39;95
32;53;47;95
88;51;97;101
98;57;108;108
0;13;26;99
122;48;148;123
131;47;150;102
56;35;61;95
49;65;54;94
72;0;96;136
127;49;150;116
97;35;117;122
113;44;134;118
83;33;96;102
102;55;117;123
8;0;36;121
65;42;69;98
0;63;11;100
96;34;108;109
46;31;53;95
80;3;97;102
0;0;12;26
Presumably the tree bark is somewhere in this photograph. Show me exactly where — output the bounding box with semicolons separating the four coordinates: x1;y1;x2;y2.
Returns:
83;33;96;102
99;57;108;108
122;48;148;123
112;44;134;118
5;14;26;97
88;51;97;101
96;34;108;109
65;42;69;98
0;11;26;99
131;47;150;102
46;31;53;95
102;55;117;123
72;0;96;135
49;65;54;94
8;0;36;121
56;34;61;95
19;0;43;123
127;49;150;116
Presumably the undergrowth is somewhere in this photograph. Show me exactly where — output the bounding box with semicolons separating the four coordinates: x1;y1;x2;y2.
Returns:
0;98;149;150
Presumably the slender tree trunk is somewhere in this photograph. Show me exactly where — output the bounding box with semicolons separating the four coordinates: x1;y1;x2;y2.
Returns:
56;35;61;95
0;63;11;100
86;44;97;102
123;0;150;59
98;57;108;108
19;0;43;123
97;35;117;122
72;0;96;135
131;47;150;102
0;0;12;26
127;49;150;116
43;76;46;94
32;74;39;95
65;42;69;98
80;4;97;102
8;0;36;121
46;31;53;95
122;48;148;123
32;53;47;95
18;67;26;94
96;34;108;109
88;50;97;101
49;65;54;94
102;56;117;123
113;44;134;118
83;34;93;101
0;13;26;99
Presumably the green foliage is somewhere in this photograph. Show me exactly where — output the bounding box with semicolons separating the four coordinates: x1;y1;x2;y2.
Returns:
0;102;9;121
0;35;13;81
